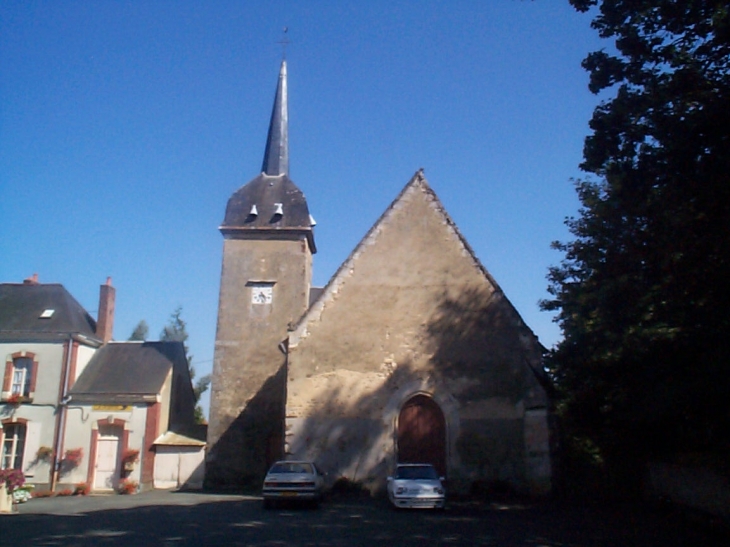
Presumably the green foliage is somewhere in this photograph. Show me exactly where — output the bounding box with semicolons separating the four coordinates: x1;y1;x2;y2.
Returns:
194;374;211;403
128;320;149;341
127;308;205;424
160;307;210;423
160;307;191;362
545;0;730;475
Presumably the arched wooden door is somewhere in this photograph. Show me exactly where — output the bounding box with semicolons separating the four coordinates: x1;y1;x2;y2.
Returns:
397;395;446;477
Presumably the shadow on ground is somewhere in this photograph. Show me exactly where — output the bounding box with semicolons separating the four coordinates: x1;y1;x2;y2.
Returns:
3;492;729;547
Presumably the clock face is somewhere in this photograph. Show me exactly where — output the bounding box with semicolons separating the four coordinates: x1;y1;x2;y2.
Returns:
251;285;273;305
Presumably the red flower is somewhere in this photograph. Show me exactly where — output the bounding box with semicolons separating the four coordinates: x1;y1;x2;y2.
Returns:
63;448;83;466
121;449;140;464
0;468;25;493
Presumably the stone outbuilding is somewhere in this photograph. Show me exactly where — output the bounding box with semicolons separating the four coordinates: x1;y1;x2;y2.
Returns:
206;60;551;496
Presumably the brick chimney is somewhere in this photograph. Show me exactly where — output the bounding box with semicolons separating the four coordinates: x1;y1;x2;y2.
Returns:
23;273;39;284
96;277;115;343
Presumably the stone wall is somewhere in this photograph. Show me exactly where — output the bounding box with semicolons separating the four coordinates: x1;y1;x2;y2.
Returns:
286;176;550;495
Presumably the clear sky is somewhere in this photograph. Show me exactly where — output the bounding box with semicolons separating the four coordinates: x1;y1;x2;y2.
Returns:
1;1;605;418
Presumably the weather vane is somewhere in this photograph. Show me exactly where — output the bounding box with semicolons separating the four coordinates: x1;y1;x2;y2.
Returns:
277;27;290;59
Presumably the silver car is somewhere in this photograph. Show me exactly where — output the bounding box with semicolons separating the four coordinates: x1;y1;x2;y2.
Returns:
262;460;325;508
387;463;446;509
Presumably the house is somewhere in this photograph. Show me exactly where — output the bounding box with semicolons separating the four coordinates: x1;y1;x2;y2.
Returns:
66;340;199;492
206;60;551;496
0;275;110;490
1;276;202;492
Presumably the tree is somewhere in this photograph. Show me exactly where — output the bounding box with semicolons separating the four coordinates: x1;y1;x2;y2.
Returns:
160;307;210;424
544;1;730;480
128;320;149;341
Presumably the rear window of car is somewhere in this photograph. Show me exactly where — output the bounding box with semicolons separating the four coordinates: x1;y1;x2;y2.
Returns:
395;465;438;480
269;462;314;474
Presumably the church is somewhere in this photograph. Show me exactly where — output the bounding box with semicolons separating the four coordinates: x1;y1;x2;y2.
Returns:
205;60;551;496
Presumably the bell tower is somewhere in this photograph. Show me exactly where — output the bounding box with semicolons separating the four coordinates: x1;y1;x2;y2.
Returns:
206;60;316;488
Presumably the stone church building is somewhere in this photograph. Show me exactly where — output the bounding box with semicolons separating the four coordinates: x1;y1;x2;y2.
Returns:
206;61;551;496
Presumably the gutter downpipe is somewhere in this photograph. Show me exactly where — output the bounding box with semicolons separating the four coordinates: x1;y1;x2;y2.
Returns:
50;336;74;491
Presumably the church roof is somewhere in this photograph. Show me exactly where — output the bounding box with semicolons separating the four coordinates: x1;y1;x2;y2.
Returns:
0;281;100;344
220;60;315;252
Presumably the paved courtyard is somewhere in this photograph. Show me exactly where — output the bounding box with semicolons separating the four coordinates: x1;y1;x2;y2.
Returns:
1;490;728;546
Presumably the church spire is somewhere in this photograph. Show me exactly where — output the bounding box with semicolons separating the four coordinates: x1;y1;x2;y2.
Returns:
261;60;288;176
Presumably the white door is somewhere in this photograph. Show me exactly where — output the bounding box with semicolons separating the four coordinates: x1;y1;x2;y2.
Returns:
94;426;120;490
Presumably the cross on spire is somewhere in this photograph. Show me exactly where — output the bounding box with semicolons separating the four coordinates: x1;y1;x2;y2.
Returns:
277;27;290;59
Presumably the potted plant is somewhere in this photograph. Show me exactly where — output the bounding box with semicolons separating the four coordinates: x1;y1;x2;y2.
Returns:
118;478;138;495
59;447;83;476
36;446;54;463
121;448;140;471
64;448;83;467
5;393;22;407
12;483;34;503
73;482;91;496
0;468;24;513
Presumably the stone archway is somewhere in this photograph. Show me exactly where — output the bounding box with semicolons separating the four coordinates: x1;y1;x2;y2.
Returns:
397;394;446;477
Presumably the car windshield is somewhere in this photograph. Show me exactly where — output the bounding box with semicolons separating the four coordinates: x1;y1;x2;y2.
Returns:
269;462;313;474
395;465;438;480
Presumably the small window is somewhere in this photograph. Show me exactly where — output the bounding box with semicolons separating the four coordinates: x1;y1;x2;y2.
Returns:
11;357;33;398
39;309;55;318
1;423;27;470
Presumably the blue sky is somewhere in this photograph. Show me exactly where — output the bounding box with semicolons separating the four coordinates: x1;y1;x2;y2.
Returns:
1;1;605;418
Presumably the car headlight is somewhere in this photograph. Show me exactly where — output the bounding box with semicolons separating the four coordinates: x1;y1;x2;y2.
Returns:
434;487;444;494
395;486;406;495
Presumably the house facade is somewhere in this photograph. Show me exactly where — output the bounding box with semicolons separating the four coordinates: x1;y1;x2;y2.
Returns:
1;276;201;493
206;61;551;496
0;275;110;490
66;340;198;492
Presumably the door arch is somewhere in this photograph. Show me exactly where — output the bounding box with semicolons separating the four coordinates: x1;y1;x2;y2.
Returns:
397;394;446;477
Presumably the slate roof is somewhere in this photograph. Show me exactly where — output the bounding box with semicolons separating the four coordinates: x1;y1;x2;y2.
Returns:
262;60;289;177
69;341;186;403
222;174;314;234
220;59;316;252
0;283;100;344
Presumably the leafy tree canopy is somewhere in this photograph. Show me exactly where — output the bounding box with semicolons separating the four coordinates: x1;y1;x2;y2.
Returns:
128;320;149;341
544;1;730;469
160;307;210;423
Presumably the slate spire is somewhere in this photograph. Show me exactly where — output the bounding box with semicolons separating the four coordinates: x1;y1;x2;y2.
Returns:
261;60;288;176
